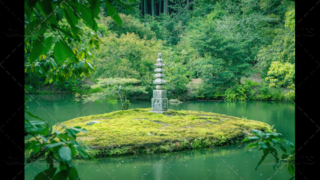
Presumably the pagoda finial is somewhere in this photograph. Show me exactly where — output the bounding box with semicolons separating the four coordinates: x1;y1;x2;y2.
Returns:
158;52;162;58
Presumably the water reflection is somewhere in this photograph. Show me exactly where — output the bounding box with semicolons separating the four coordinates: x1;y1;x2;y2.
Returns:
25;95;294;179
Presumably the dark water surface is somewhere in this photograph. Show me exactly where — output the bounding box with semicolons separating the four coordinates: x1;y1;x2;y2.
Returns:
25;94;294;180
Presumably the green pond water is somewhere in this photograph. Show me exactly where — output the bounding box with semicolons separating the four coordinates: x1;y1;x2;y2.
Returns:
25;94;295;180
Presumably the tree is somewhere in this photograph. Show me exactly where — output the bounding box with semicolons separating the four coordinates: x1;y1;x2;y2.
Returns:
255;8;295;75
24;0;132;85
83;78;148;110
265;61;295;100
166;62;190;100
24;0;134;179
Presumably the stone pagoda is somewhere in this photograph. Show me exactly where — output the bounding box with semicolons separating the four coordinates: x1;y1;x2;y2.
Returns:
150;53;168;113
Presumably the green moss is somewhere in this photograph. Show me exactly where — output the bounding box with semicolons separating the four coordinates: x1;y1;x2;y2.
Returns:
53;108;271;157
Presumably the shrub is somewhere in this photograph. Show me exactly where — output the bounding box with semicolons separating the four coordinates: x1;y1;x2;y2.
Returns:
122;100;130;110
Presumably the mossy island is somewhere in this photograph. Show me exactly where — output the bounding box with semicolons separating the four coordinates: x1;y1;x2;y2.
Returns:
54;108;271;157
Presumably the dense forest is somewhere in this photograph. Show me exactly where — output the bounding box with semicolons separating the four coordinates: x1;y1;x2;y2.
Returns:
25;0;295;102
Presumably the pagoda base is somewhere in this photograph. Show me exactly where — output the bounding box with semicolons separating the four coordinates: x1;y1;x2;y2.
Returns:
149;111;167;114
151;90;168;112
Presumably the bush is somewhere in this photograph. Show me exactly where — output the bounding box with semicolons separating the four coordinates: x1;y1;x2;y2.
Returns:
122;100;130;110
53;79;81;92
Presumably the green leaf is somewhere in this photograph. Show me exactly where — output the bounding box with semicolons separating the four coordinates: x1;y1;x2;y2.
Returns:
87;62;94;70
288;163;295;177
66;129;77;139
54;40;77;65
25;20;38;37
25;111;44;121
243;136;260;142
25;141;37;150
280;145;287;153
39;135;48;143
71;25;81;41
284;140;295;148
68;167;79;180
38;0;57;25
252;129;265;136
40;36;53;55
29;36;44;62
272;139;278;144
24;2;34;19
46;142;65;148
91;0;100;19
27;150;46;163
58;146;72;161
248;142;259;150
80;4;98;31
282;154;289;159
63;5;79;27
78;61;85;68
34;168;57;180
74;145;89;159
70;145;77;158
105;0;122;27
266;132;282;137
33;145;41;154
259;141;268;149
52;170;68;180
69;0;81;14
70;127;87;133
52;24;74;39
61;124;67;128
255;149;269;171
27;0;38;9
78;139;91;150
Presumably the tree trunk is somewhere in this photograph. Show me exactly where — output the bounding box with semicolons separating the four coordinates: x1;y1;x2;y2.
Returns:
159;0;161;15
144;0;147;17
151;0;155;17
164;0;168;15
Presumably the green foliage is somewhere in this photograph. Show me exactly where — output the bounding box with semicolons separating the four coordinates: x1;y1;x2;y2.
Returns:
265;61;295;101
24;1;135;179
243;128;295;179
91;32;164;83
224;85;248;101
25;0;295;101
102;13;156;39
165;62;189;100
284;8;295;32
53;79;81;92
83;78;148;108
122;100;131;110
25;98;96;179
265;61;295;88
255;8;295;75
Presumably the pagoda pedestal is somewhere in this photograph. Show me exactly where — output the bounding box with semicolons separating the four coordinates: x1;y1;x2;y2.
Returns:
151;90;168;113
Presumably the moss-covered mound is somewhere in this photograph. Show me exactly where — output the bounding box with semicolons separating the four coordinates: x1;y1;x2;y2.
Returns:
54;108;271;156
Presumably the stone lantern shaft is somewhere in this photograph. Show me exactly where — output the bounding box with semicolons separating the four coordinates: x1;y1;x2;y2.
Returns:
150;53;168;113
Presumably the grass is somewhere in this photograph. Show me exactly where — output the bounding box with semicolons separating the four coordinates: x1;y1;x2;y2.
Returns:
53;108;271;157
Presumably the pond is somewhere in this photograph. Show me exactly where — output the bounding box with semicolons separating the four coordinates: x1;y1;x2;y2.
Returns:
25;94;295;180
